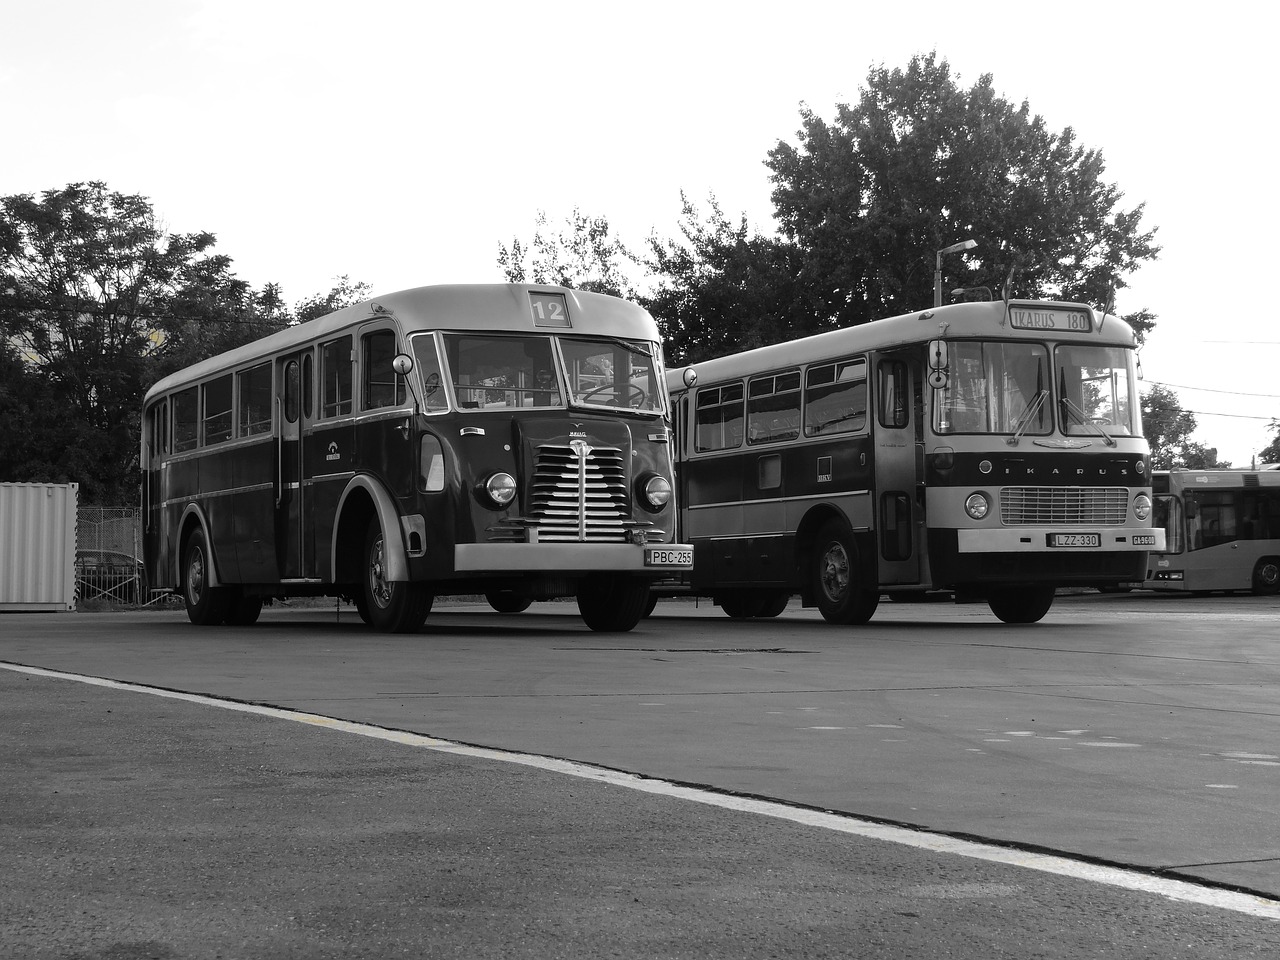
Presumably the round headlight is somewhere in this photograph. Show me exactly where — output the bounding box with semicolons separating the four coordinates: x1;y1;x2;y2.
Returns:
1133;493;1152;521
482;472;517;508
640;474;672;511
965;492;990;520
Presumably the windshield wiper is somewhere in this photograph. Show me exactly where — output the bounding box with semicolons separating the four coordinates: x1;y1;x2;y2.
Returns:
1059;396;1117;447
1007;389;1048;446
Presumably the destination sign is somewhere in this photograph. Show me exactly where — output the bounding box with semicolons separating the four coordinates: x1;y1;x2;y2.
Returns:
1009;307;1092;333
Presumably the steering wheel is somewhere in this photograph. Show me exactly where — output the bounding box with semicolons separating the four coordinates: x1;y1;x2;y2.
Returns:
580;382;649;408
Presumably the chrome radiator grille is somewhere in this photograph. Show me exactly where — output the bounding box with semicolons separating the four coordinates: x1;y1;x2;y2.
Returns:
529;443;629;541
1000;486;1130;526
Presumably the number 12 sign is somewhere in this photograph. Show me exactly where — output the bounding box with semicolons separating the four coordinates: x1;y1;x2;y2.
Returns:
529;291;571;328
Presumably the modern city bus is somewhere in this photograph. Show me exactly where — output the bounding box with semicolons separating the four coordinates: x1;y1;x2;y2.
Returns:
141;284;692;633
1144;468;1280;594
659;298;1164;624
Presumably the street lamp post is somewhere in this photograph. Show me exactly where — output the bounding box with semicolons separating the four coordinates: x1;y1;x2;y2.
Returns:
934;240;977;307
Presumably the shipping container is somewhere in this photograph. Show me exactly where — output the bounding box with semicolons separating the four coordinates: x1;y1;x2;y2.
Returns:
0;482;78;612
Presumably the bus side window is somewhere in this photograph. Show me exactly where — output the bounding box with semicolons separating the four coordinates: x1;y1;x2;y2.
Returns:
878;360;909;429
202;375;233;445
747;370;801;444
695;383;745;452
173;387;199;452
237;361;273;436
804;358;866;437
321;336;353;418
363;330;406;410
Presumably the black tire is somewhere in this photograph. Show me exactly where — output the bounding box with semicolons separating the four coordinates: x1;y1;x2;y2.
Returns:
1253;558;1280;596
577;576;650;632
486;590;533;614
718;591;766;619
757;591;790;618
225;592;263;626
362;519;433;633
641;592;659;618
811;520;879;625
352;590;372;625
183;528;229;625
987;585;1056;624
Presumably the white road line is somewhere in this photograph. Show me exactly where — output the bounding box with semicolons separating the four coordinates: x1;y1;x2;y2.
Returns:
6;661;1280;921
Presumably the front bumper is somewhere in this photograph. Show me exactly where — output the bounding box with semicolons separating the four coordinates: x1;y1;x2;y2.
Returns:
455;542;694;573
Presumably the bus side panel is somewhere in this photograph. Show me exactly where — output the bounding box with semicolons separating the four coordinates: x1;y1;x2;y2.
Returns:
309;420;358;582
202;450;241;583
231;438;277;583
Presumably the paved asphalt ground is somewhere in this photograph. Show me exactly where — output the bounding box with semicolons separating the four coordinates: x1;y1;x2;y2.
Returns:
3;594;1279;958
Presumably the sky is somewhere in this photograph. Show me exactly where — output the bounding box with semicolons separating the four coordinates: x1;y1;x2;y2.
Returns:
4;0;1278;466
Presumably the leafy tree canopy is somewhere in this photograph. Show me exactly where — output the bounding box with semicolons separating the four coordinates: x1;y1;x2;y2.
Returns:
498;209;637;299
1142;384;1230;470
0;182;338;502
636;52;1160;364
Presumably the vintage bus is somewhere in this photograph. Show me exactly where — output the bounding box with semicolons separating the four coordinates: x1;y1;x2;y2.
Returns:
660;298;1164;624
1145;468;1280;594
141;284;692;633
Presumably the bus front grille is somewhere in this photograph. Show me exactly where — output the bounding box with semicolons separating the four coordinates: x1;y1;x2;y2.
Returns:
1000;486;1130;525
528;443;630;542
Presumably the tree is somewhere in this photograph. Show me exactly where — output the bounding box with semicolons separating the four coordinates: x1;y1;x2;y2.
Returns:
0;182;286;502
294;275;372;324
1259;421;1280;466
1142;384;1230;469
498;209;637;299
640;53;1161;363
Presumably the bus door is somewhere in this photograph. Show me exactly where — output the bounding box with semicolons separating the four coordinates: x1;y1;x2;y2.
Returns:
275;352;312;579
872;353;921;584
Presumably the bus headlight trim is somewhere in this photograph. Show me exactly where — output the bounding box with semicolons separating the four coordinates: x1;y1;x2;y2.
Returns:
480;472;517;508
1133;493;1152;521
638;473;672;511
965;492;990;520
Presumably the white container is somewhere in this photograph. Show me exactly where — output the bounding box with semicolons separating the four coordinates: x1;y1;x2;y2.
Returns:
0;482;78;611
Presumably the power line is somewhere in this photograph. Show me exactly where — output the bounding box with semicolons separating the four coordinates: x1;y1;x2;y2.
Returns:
1148;380;1280;399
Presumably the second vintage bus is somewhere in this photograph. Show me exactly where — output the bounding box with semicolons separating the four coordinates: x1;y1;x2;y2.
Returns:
660;297;1164;623
141;284;692;633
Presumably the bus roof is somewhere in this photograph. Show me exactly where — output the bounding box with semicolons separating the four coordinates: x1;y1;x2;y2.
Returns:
667;299;1137;390
145;283;661;402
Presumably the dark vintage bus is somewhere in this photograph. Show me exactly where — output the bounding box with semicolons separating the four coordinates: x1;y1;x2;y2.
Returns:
1145;468;1280;594
659;298;1164;624
141;284;692;633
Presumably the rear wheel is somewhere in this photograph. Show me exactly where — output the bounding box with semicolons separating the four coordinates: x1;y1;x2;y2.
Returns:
577;576;650;632
225;592;263;626
757;591;790;618
485;590;533;614
718;591;765;619
987;585;1056;624
183;528;229;625
811;521;879;625
1253;558;1280;596
362;519;432;633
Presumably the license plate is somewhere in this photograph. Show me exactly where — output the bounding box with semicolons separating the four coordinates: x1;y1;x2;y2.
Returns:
1132;534;1157;546
645;547;693;567
1049;533;1100;548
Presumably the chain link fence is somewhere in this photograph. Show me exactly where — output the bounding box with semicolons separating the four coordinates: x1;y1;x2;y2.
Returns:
76;506;145;605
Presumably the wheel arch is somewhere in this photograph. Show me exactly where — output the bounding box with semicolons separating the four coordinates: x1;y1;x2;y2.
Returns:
333;475;408;584
176;504;221;588
795;502;877;605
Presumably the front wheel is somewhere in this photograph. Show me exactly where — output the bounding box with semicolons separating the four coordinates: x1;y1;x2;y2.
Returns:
362;519;433;633
183;528;229;625
987;585;1056;624
811;521;879;625
486;590;533;614
1253;558;1280;596
577;576;650;632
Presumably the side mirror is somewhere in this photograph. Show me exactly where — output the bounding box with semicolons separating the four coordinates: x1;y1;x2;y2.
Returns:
926;340;949;389
682;368;697;388
1185;499;1198;520
392;354;414;376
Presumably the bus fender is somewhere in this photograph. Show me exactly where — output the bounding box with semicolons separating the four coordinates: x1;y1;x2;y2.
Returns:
177;503;222;589
333;476;410;582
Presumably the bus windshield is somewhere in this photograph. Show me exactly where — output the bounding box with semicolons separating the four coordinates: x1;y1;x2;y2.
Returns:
934;341;1138;437
562;336;664;415
1056;344;1138;437
442;333;664;414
